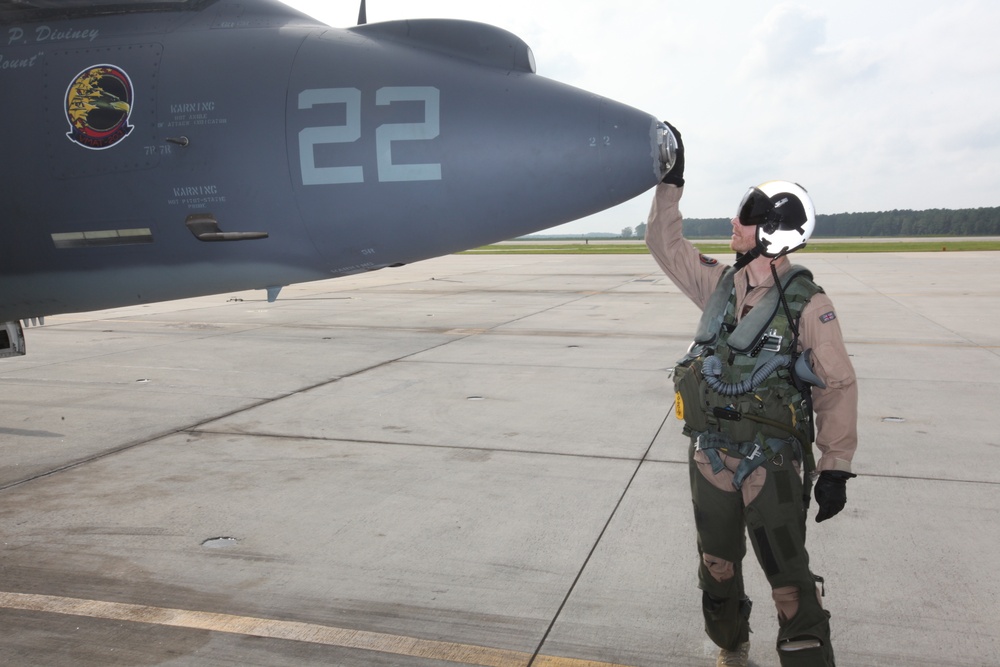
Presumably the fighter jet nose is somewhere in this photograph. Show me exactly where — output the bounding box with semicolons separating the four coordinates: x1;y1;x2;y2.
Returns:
288;20;669;265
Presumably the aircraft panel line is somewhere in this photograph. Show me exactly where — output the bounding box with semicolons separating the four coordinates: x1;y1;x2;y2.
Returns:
0;336;473;494
527;411;670;666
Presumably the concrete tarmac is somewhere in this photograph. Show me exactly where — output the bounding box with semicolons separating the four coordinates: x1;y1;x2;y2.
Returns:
1;251;997;666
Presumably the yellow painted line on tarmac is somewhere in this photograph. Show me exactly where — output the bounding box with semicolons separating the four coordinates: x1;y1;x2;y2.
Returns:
0;591;636;667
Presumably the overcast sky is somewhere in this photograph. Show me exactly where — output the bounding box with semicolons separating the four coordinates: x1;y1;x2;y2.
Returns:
280;1;1000;234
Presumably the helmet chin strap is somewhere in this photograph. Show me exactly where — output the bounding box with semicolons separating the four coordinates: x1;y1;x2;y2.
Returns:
734;240;795;270
733;246;762;270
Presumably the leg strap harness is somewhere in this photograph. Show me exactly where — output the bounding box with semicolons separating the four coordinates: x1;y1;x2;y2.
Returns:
695;430;794;490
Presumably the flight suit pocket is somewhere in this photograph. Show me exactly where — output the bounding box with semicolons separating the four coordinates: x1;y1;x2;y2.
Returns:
674;361;708;431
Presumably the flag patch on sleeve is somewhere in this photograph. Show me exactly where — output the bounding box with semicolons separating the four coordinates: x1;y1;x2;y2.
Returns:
699;254;718;266
819;311;837;323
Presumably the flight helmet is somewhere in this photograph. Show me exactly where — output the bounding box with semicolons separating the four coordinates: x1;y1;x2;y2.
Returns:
736;180;816;257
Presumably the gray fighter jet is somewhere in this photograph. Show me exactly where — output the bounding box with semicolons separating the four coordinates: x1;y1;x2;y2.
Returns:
0;0;675;357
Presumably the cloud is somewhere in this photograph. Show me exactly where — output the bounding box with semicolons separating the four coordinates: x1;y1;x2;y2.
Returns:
743;4;828;76
741;4;881;87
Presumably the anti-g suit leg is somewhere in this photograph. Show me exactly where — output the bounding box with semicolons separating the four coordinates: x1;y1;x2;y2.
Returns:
745;452;835;666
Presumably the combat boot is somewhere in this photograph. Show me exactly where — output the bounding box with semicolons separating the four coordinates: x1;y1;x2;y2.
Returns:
717;641;749;667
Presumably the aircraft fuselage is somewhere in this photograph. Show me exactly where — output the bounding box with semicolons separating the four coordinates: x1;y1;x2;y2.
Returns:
0;0;669;338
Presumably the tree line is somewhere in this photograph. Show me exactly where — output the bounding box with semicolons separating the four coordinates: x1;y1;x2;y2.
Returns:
678;206;1000;238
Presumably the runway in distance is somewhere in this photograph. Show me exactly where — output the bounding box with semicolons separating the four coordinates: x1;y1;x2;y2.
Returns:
0;0;676;358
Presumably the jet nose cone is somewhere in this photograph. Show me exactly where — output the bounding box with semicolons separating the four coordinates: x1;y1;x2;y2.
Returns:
427;74;668;240
473;84;668;238
591;100;675;206
657;122;679;175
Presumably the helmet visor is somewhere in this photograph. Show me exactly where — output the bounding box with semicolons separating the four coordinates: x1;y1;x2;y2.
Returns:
737;187;772;227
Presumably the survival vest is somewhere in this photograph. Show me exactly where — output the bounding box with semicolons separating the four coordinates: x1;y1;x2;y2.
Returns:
673;264;823;476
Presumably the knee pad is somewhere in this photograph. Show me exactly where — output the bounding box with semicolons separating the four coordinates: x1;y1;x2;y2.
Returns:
772;585;799;623
702;552;736;583
773;579;827;623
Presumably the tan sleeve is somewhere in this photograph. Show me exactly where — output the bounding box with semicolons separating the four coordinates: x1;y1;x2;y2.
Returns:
799;293;858;473
645;183;726;309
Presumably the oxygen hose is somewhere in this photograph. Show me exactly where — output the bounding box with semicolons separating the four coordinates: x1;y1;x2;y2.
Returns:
701;354;790;396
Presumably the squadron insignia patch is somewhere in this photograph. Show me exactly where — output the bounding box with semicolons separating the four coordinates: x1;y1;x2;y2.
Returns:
699;254;718;267
820;311;837;324
65;64;135;150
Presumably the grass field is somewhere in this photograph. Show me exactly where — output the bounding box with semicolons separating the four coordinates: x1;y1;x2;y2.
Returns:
459;240;1000;254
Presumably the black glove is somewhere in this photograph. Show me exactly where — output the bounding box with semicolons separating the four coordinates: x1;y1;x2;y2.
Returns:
813;470;857;522
660;121;685;187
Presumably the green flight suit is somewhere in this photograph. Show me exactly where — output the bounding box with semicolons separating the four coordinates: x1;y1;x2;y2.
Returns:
674;265;835;666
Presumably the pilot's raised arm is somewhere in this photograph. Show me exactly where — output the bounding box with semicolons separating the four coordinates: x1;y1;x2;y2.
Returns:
645;126;726;310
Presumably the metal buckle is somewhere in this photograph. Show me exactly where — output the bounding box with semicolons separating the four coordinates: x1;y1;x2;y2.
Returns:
761;327;783;353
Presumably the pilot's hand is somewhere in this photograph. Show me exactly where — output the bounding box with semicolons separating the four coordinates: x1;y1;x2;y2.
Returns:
661;121;685;187
814;470;857;522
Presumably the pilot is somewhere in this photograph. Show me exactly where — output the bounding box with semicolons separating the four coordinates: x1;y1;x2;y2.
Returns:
646;124;858;667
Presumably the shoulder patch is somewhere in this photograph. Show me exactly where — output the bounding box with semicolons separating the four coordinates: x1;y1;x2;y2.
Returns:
819;311;837;324
699;254;718;267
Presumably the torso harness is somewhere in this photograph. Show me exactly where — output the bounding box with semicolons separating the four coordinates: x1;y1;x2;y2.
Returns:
673;264;825;490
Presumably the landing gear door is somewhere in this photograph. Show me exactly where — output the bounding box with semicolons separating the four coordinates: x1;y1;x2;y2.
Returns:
0;321;26;358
